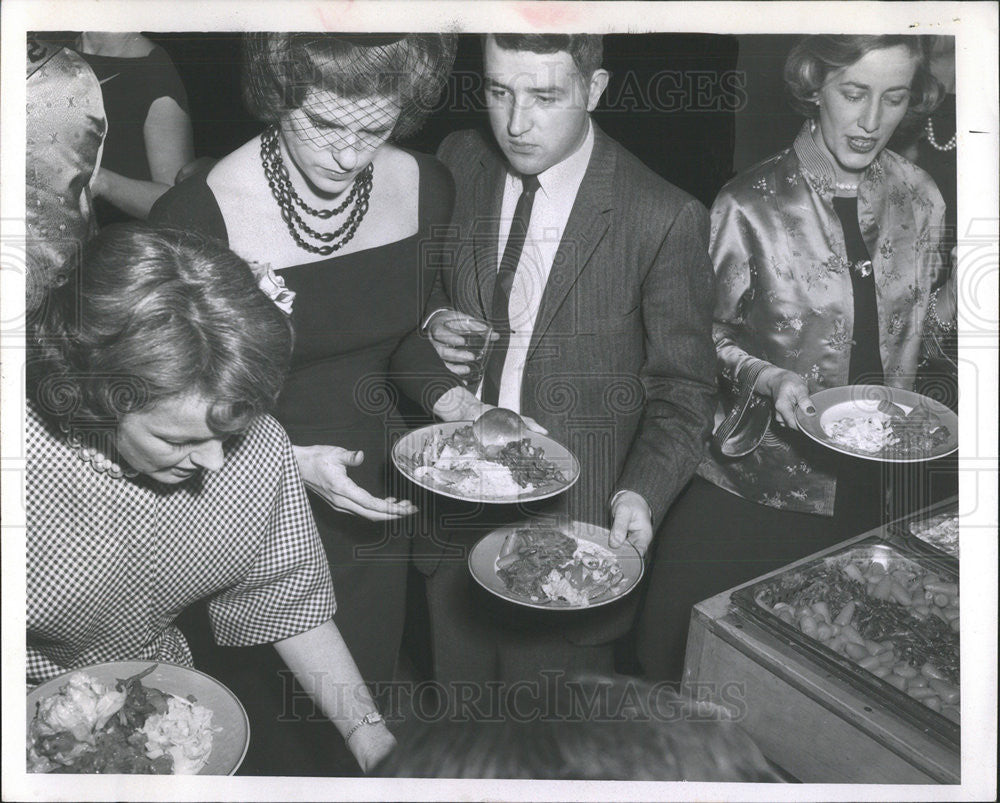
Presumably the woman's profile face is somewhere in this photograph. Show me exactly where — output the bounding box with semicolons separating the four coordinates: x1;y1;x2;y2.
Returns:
278;89;402;196
812;45;919;180
116;394;227;484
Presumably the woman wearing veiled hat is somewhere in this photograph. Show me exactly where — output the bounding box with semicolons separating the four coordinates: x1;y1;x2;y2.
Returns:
150;33;486;774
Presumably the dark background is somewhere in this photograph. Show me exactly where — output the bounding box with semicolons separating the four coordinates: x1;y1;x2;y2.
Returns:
44;32;956;219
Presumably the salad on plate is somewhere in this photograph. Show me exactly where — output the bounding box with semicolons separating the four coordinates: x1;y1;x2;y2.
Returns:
27;665;219;775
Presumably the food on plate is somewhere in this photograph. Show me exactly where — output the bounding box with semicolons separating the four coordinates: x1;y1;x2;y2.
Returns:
823;404;951;458
754;551;959;722
472;407;526;448
824;413;896;453
908;513;960;557
402;423;566;498
27;665;219;774
495;526;624;606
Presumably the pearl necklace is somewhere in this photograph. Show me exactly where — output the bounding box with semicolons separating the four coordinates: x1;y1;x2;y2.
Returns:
835;182;859;194
61;423;137;480
925;118;956;152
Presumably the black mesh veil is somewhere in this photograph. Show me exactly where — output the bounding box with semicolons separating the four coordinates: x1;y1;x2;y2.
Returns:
242;32;457;141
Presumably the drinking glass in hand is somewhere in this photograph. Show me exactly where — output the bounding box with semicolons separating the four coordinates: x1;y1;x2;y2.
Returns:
443;318;494;389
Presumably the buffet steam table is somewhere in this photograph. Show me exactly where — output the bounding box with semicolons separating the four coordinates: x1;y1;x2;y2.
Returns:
682;501;960;784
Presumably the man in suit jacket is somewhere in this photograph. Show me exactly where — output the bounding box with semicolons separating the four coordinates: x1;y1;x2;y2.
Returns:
417;34;716;686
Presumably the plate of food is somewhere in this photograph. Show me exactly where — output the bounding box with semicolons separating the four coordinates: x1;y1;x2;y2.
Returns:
469;521;644;609
392;410;579;503
908;511;960;558
794;385;957;462
26;661;249;775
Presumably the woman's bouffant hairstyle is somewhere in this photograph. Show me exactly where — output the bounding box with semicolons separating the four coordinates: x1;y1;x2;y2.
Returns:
242;32;457;139
29;223;293;434
488;33;604;80
784;35;943;124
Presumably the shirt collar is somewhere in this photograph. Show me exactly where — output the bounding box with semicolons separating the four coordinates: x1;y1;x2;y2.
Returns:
511;119;594;198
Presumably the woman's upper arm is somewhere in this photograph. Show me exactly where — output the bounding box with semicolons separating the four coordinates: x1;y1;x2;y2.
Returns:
144;95;195;185
709;190;755;324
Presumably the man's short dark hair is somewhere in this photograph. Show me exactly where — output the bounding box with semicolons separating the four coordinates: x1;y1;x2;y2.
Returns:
487;34;604;80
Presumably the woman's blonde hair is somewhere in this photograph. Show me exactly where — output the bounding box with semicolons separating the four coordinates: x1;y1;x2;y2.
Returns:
784;35;944;125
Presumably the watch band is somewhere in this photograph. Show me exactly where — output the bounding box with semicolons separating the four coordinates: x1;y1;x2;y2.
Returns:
345;711;384;742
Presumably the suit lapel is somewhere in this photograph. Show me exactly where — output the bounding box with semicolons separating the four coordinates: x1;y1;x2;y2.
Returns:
471;153;505;316
527;127;616;360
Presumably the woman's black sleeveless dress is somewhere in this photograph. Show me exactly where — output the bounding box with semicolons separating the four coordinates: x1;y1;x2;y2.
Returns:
150;150;457;774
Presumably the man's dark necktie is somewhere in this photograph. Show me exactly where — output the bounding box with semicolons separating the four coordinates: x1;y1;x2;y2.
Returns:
481;173;540;406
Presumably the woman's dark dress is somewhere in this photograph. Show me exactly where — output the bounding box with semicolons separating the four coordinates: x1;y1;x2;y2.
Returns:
149;150;457;774
76;44;190;226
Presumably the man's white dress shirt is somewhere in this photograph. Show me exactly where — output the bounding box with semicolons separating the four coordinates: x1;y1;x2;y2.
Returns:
493;122;594;412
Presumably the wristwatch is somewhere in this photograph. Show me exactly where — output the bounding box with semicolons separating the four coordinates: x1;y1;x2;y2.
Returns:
345;711;384;742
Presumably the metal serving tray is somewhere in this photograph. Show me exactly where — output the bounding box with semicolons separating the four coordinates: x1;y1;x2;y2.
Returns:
886;497;960;565
730;535;960;748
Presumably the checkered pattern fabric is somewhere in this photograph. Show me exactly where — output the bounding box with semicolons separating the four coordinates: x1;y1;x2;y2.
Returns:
26;403;335;686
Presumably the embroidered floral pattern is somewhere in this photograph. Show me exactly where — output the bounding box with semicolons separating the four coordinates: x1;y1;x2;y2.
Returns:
804;255;844;291
888;185;909;209
913;226;934;255
879;264;902;286
776;315;804;332
823;253;850;275
828;318;854;351
908;182;933;212
761;492;786;509
804;171;834;197
879;239;894;261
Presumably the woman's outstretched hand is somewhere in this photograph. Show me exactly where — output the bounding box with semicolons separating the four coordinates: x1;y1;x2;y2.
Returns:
755;366;816;431
293;444;417;521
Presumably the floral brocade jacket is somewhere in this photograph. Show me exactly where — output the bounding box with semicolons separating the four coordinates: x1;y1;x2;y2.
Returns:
698;122;946;515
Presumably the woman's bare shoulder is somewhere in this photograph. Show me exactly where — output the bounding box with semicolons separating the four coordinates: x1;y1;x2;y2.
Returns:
207;138;267;197
374;144;419;184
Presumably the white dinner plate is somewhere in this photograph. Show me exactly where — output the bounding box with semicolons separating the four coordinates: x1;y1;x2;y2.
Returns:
392;421;580;503
469;520;644;610
795;385;958;463
27;660;249;775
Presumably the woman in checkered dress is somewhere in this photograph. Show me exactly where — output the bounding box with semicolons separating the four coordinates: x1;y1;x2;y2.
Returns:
26;223;395;772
